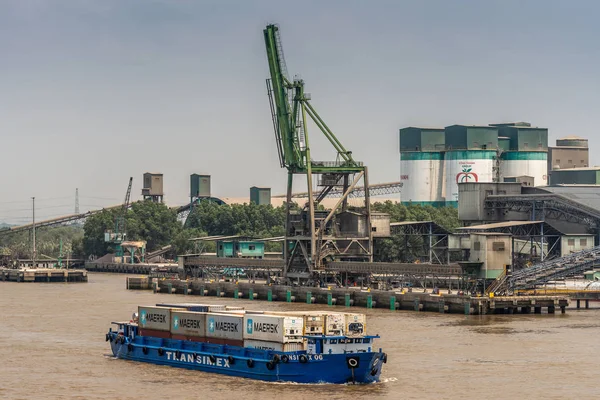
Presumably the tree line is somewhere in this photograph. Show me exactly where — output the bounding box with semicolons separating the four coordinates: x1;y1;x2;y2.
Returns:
0;200;459;263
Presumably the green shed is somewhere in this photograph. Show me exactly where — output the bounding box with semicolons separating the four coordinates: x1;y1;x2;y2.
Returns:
444;125;499;150
399;127;445;152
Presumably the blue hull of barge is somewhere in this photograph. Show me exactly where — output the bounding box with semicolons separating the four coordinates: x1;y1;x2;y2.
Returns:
107;332;384;384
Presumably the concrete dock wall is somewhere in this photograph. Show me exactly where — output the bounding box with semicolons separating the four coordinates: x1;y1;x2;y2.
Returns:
125;277;569;315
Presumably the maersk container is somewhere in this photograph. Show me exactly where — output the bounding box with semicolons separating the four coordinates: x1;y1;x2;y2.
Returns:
344;313;367;337
205;313;244;341
138;306;184;332
243;314;304;343
243;340;305;352
170;311;206;337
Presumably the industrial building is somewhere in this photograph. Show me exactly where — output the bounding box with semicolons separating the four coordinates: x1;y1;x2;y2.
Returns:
250;187;271;205
547;136;589;183
399;122;549;207
142;172;164;203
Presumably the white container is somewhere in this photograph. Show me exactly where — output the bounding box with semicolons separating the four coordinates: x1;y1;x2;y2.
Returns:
138;306;184;331
268;311;324;335
170;311;206;337
205;313;244;341
321;312;345;336
344;313;367;337
243;314;304;343
243;340;305;352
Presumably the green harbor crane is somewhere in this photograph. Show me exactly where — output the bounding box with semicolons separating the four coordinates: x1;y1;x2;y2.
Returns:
104;177;133;259
263;24;373;280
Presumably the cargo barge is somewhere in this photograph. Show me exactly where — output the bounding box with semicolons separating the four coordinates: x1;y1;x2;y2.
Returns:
106;303;387;384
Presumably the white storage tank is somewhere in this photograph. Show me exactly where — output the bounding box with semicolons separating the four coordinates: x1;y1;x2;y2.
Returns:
444;150;497;206
500;151;547;187
399;152;445;206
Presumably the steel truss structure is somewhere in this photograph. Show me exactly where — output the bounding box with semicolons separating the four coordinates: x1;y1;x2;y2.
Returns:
390;221;450;264
273;181;402;199
458;221;563;270
486;194;600;230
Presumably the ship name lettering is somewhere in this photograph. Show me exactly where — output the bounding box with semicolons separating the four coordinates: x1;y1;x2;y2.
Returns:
165;351;230;368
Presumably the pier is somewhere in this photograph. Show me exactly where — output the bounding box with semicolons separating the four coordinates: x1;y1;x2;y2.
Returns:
0;268;88;282
85;262;178;275
125;277;569;315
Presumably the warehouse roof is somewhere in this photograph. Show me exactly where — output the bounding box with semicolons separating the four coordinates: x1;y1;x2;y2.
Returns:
535;186;600;211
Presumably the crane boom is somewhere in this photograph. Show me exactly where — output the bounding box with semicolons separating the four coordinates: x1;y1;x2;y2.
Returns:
262;24;373;280
264;25;302;171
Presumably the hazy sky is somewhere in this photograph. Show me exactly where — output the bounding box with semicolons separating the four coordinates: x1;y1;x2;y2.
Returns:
1;0;599;223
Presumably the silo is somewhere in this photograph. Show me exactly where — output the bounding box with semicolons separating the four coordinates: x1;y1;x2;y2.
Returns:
494;125;548;186
444;125;499;206
399;127;445;206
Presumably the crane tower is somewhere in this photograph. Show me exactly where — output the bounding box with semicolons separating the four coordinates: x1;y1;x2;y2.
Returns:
263;24;373;281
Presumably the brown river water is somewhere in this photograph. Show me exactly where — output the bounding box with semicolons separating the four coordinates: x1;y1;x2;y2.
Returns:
1;273;599;400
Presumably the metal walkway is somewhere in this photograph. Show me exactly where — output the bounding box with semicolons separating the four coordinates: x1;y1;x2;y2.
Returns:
498;246;600;293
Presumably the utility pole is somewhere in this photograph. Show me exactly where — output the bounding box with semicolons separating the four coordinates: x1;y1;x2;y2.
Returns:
32;197;36;266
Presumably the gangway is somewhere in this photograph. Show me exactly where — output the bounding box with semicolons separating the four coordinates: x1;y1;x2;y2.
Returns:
495;246;600;294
